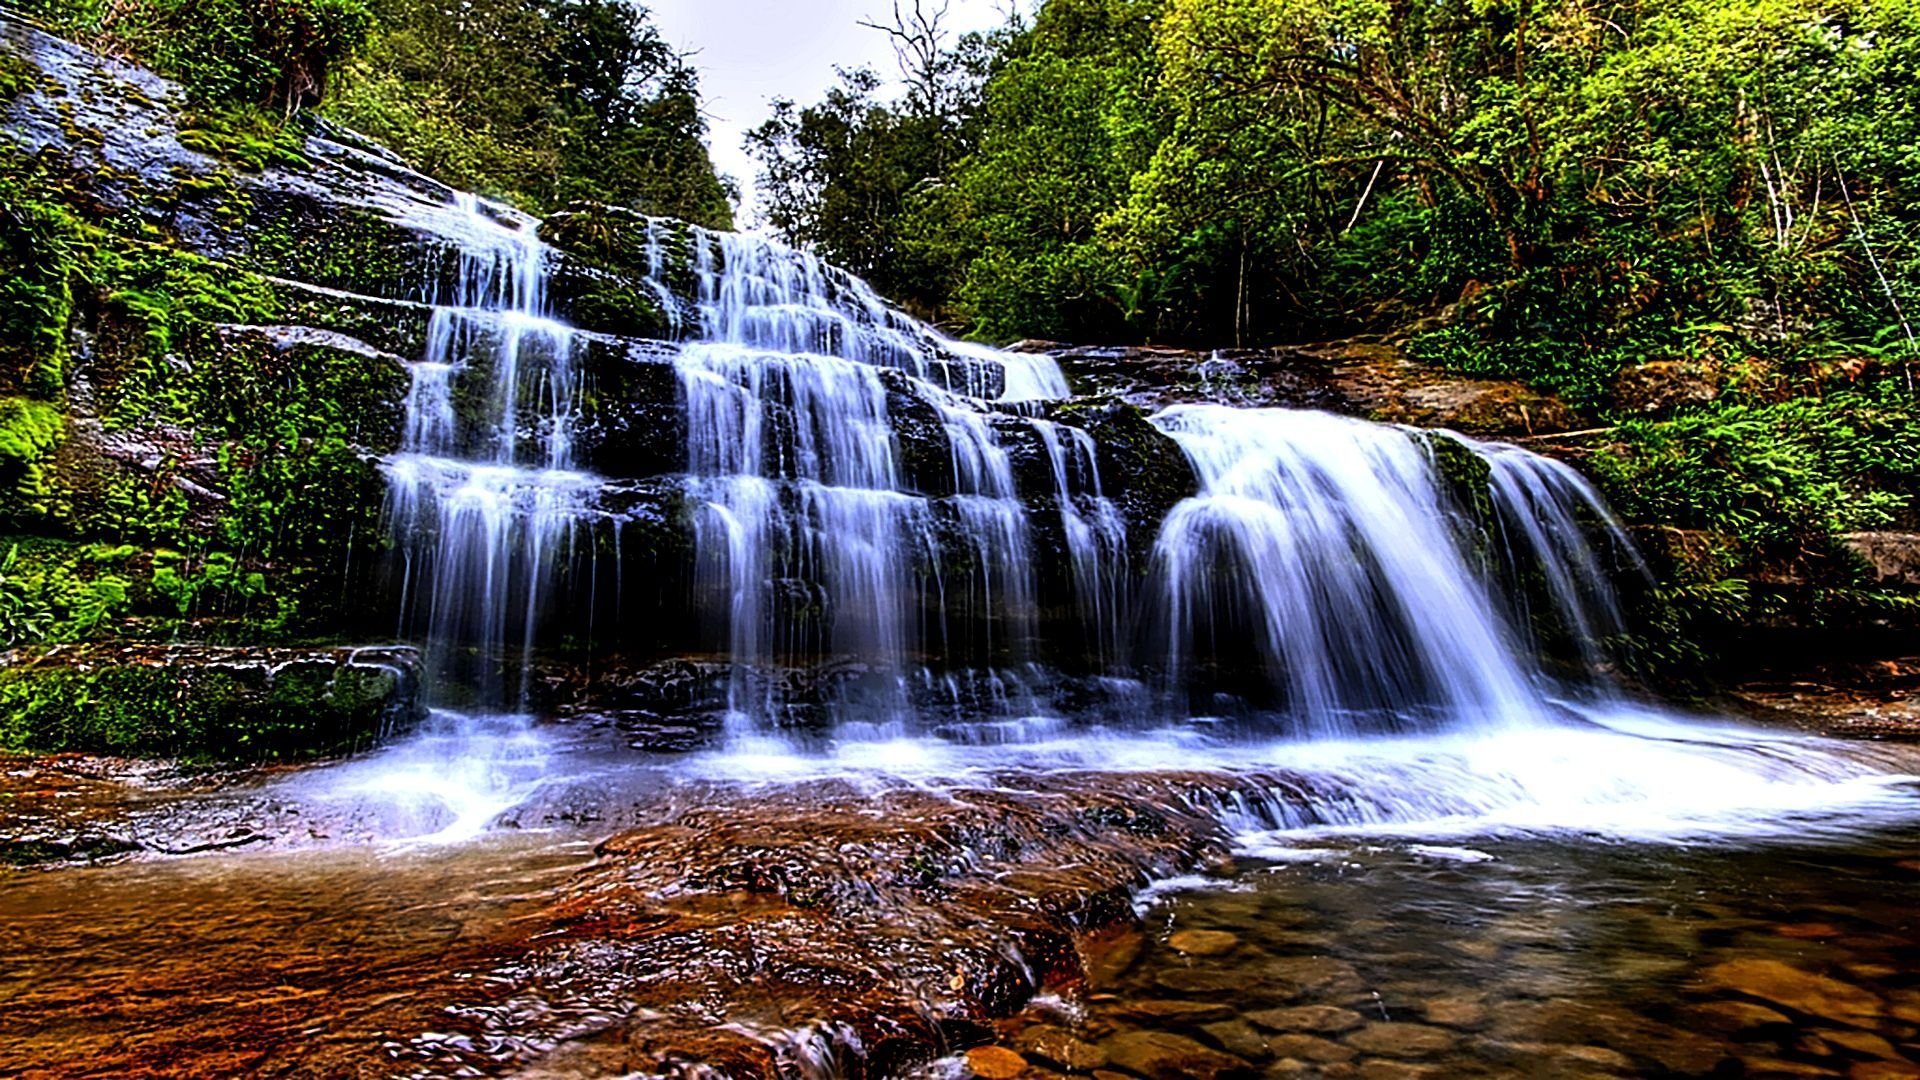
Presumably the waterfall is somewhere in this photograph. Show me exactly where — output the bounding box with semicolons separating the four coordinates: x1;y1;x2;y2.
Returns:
1147;406;1632;734
382;195;600;705
662;225;1071;728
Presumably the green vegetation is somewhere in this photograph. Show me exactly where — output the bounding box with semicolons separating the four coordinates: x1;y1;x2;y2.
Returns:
13;0;734;223
324;0;733;224
0;647;405;759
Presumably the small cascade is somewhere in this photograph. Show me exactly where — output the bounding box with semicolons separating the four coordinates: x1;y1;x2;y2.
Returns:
1033;419;1131;672
382;195;601;703
660;224;1084;729
1146;406;1627;734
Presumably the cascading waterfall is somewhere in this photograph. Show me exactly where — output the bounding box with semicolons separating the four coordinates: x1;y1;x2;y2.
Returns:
1145;406;1633;733
349;191;1920;852
662;226;1074;728
382;194;600;704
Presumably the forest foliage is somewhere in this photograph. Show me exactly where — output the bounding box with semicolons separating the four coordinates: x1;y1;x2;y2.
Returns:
10;0;734;226
753;0;1920;399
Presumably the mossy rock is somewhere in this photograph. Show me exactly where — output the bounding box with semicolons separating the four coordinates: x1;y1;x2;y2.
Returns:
0;643;423;761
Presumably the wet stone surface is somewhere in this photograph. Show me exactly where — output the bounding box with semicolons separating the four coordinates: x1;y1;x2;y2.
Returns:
976;837;1920;1080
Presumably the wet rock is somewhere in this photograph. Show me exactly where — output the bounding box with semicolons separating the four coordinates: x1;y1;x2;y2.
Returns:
1244;1005;1365;1035
1845;533;1920;589
1490;1042;1635;1073
1018;1025;1108;1072
1701;959;1884;1025
1688;1000;1795;1031
1263;1034;1356;1064
1729;1059;1837;1078
1200;1020;1272;1062
0;643;424;760
1156;968;1257;994
1168;930;1241;957
967;1045;1031;1078
1414;996;1487;1030
1102;1031;1256;1080
1118;999;1238;1025
1355;1062;1443;1080
1822;1030;1904;1061
1851;1063;1920;1080
1263;956;1364;995
1341;1023;1456;1058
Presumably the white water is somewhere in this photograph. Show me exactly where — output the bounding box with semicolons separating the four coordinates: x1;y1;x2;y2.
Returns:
382;195;606;703
339;194;1920;850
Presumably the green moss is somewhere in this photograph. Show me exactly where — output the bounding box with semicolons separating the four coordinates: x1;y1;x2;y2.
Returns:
0;51;42;101
0;398;65;515
0;648;403;760
176;106;310;171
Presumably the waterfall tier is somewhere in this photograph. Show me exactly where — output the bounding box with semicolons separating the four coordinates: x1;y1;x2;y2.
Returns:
376;198;1648;738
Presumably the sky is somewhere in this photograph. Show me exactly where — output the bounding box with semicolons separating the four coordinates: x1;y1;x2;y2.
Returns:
647;0;1014;226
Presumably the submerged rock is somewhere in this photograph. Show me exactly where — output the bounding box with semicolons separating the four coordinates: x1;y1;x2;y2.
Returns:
1101;1030;1255;1079
1700;959;1884;1026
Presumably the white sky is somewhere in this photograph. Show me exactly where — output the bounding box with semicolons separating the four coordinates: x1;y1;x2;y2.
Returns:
647;0;1014;226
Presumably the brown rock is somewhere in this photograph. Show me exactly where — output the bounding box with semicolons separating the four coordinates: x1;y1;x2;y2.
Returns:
1701;960;1884;1025
1168;929;1241;957
1851;1064;1920;1080
1495;1042;1635;1072
1778;922;1846;939
1342;1023;1456;1058
1688;1000;1794;1031
1265;1034;1357;1063
967;1046;1030;1079
1264;956;1364;994
1101;1031;1254;1080
1823;1030;1903;1061
1199;1020;1271;1062
1018;1026;1107;1072
1118;999;1238;1024
1739;1058;1844;1077
1612;359;1721;413
1243;1005;1365;1034
1157;968;1255;994
1356;1063;1443;1080
1415;996;1487;1030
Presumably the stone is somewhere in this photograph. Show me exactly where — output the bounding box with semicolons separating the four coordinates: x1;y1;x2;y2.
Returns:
1243;1005;1365;1035
1356;1063;1443;1080
1018;1026;1107;1072
1118;999;1238;1024
1264;956;1364;994
967;1046;1029;1079
1101;1031;1255;1080
1823;1030;1903;1061
1342;1023;1456;1058
1158;969;1257;994
1844;533;1920;588
1701;960;1884;1025
1851;1064;1920;1080
1612;358;1721;413
1778;923;1846;940
1264;1034;1356;1064
1415;996;1487;1030
1688;1000;1794;1031
1738;1058;1845;1077
1200;1020;1272;1062
1169;930;1242;957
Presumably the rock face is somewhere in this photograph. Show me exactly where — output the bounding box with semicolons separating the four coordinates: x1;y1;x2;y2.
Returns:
0;643;422;759
1028;340;1584;437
